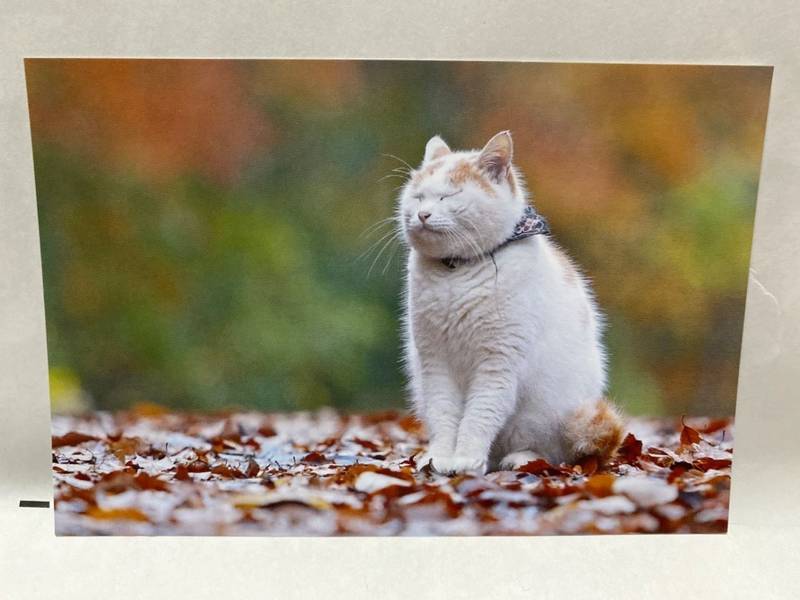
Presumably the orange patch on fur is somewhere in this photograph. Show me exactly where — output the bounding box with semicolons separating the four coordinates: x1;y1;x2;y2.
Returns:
448;160;495;196
565;399;624;464
411;159;445;184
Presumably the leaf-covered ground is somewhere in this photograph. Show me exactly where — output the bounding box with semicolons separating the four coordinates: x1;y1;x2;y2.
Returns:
52;409;733;536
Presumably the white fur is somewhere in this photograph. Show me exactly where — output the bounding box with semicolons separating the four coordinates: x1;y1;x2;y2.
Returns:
399;133;607;474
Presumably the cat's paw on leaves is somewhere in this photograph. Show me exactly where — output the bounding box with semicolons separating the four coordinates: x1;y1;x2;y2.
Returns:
498;450;544;471
431;455;487;475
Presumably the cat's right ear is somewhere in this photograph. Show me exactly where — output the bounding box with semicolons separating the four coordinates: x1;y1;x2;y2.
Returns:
423;135;451;163
478;130;513;181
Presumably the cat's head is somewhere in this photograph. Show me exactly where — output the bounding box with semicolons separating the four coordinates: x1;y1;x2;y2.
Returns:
398;131;527;260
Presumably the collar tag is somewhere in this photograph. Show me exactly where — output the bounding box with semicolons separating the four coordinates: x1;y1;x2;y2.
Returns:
508;205;550;241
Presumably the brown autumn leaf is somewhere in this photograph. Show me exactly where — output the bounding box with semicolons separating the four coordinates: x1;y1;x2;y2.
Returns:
301;451;326;464
397;414;424;434
585;473;616;497
258;424;277;437
667;461;694;483
86;506;150;522
516;459;571;476
58;485;97;506
366;483;417;501
692;457;732;471
211;463;245;479
134;472;170;491
244;458;260;478
186;459;210;473
211;437;239;453
315;437;339;450
617;433;643;463
335;463;381;486
378;467;416;484
94;471;169;493
353;437;381;452
576;454;599;476
359;410;401;425
174;464;191;481
680;420;702;445
644;447;675;468
696;418;730;434
108;437;143;461
52;432;99;447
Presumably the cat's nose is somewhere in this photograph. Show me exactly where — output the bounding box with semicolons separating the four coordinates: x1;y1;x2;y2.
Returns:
418;211;431;223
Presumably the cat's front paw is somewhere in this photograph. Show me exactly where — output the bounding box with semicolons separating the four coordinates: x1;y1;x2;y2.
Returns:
431;455;487;475
498;450;544;471
414;451;454;473
413;451;436;472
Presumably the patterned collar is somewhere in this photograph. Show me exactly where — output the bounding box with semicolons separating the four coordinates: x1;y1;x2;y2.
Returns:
441;205;550;270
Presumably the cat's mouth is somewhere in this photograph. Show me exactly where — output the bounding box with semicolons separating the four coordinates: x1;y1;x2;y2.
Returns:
407;219;444;234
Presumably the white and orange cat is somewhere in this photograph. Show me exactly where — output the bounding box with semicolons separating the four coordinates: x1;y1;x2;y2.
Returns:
399;131;624;475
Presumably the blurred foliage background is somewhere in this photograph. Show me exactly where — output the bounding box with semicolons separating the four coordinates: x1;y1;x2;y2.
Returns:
25;60;771;416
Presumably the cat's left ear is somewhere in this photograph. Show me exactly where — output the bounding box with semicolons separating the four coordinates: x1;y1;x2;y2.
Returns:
478;131;513;181
424;135;451;163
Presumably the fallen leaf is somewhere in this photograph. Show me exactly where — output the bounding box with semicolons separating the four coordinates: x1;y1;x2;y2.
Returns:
397;414;424;434
585;473;616;497
244;458;260;478
517;459;570;476
301;451;326;464
258;424;277;437
86;507;150;522
211;463;244;478
617;433;643;463
186;459;210;473
352;437;381;452
52;432;98;447
134;472;170;491
696;418;730;434
692;457;732;471
174;464;191;481
680;420;702;445
576;455;599;476
108;437;143;461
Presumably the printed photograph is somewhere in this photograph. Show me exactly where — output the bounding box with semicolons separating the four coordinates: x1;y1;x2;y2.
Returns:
26;59;771;535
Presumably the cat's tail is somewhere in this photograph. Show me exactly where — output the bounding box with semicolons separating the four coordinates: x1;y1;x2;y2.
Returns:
564;398;625;464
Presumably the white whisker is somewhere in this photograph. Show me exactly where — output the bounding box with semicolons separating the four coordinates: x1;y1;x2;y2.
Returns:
367;231;401;277
382;153;415;173
358;217;396;240
356;227;400;261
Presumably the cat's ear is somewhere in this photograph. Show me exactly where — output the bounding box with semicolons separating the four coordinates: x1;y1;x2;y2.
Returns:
423;135;451;163
478;131;513;181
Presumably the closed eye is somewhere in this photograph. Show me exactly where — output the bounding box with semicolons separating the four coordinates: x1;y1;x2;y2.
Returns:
439;189;463;201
